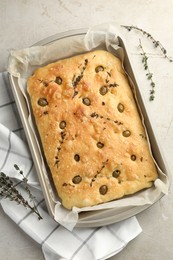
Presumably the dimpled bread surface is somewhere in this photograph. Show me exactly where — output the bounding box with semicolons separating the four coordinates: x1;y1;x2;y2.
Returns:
27;50;158;210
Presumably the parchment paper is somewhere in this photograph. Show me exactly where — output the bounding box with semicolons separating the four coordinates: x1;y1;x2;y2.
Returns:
7;24;169;230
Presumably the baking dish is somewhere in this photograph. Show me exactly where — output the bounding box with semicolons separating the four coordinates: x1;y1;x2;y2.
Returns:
8;27;170;228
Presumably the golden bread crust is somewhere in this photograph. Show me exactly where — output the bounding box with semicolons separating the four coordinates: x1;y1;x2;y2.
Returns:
27;50;158;209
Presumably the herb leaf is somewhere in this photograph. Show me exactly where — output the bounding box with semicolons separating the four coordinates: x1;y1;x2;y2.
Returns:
139;39;156;101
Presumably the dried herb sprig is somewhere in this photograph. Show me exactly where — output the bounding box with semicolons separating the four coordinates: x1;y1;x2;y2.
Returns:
0;166;42;220
139;39;155;101
121;25;173;62
14;164;35;201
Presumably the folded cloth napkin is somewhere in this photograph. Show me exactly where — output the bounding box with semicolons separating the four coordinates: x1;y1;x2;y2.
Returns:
0;72;142;260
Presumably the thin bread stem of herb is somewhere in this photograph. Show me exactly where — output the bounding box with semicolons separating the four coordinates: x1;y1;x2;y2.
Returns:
139;39;155;101
121;25;173;63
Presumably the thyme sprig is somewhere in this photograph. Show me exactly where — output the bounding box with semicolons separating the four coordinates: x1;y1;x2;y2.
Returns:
0;165;42;220
139;39;155;101
14;164;35;200
121;25;173;62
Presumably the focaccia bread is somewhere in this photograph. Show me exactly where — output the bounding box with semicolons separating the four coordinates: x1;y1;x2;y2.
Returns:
27;50;158;209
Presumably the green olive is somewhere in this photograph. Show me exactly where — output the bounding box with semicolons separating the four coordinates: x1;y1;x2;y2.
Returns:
122;130;131;137
95;66;104;73
117;103;124;113
74;154;80;162
59;121;66;129
38;98;48;107
99;86;108;95
131;155;136;161
72;175;82;184
112;169;121;178
82;97;91;106
99;185;108;195
55;77;62;85
97;142;104;148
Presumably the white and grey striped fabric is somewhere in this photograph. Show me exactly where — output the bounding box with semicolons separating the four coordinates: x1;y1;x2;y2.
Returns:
0;72;142;260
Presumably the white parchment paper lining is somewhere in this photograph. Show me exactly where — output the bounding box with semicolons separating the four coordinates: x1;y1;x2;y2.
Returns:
7;24;169;230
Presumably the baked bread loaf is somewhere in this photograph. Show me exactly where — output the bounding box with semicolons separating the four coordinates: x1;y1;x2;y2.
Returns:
27;50;158;209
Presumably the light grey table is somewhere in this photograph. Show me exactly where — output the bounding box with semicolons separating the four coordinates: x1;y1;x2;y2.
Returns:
0;1;173;259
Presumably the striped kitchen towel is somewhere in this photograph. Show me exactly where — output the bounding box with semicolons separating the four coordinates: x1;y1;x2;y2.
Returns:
0;72;142;260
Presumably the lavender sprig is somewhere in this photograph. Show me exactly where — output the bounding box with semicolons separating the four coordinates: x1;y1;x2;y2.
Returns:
139;39;155;101
121;25;173;63
0;166;42;220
